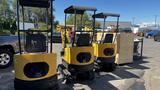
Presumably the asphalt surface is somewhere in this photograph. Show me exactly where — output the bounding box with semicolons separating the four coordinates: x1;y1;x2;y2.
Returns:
0;38;159;90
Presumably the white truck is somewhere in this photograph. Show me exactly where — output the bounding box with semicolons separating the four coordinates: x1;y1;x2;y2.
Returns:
0;36;19;69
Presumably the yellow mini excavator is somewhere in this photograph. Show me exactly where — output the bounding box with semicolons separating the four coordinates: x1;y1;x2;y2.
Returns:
58;5;97;82
92;12;120;72
14;0;58;90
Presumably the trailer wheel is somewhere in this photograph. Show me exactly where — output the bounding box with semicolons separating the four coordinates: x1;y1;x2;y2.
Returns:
0;49;13;69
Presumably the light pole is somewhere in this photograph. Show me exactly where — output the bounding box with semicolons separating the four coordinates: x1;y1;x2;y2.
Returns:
132;17;135;26
154;15;158;27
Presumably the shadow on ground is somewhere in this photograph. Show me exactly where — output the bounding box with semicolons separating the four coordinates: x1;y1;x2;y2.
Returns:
127;56;150;70
0;56;150;90
60;73;119;90
60;56;150;90
0;65;13;74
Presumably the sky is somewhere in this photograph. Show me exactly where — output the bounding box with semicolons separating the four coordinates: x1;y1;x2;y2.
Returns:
54;0;160;24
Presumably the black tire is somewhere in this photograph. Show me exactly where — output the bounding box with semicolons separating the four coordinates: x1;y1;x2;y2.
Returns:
102;63;116;72
50;83;59;90
75;70;95;81
148;35;151;38
154;36;157;41
110;63;116;71
14;76;58;90
0;49;13;69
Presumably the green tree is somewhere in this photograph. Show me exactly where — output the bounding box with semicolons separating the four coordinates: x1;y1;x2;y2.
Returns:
0;0;10;18
54;20;59;28
66;13;101;29
10;19;17;34
12;0;53;23
12;0;17;16
32;8;47;23
1;0;56;33
0;0;16;35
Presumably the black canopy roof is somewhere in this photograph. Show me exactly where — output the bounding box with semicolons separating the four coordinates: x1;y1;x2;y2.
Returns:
93;12;120;18
19;0;52;8
64;5;97;14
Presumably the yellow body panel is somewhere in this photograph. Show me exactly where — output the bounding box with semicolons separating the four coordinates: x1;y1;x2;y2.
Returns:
93;43;116;57
64;47;94;65
14;53;57;81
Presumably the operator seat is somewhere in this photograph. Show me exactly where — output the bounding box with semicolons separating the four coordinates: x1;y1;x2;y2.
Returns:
76;34;91;46
103;34;113;43
25;33;46;53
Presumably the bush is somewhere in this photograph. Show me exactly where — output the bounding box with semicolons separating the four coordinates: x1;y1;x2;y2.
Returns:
10;20;17;34
0;17;17;35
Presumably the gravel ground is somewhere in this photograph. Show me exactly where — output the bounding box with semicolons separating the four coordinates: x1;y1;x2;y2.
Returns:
0;38;160;90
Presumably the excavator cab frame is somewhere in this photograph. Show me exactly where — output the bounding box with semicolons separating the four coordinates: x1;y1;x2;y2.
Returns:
58;5;97;82
14;0;58;90
92;12;120;72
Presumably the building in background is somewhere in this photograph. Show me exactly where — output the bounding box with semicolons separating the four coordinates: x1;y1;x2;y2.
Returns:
100;21;132;31
131;25;140;34
17;22;34;30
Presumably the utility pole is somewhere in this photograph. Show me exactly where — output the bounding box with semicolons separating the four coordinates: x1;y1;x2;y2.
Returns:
154;15;158;27
132;17;135;26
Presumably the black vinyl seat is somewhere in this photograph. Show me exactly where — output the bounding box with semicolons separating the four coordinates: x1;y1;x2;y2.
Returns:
103;34;113;43
76;34;91;46
25;33;46;53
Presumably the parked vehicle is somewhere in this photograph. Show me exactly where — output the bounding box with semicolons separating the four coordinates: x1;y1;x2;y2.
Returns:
0;32;62;69
143;29;153;37
119;28;132;33
52;32;62;43
145;30;160;38
154;32;160;41
0;36;19;69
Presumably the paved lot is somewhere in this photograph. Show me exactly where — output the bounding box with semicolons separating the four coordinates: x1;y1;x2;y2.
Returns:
0;38;160;90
